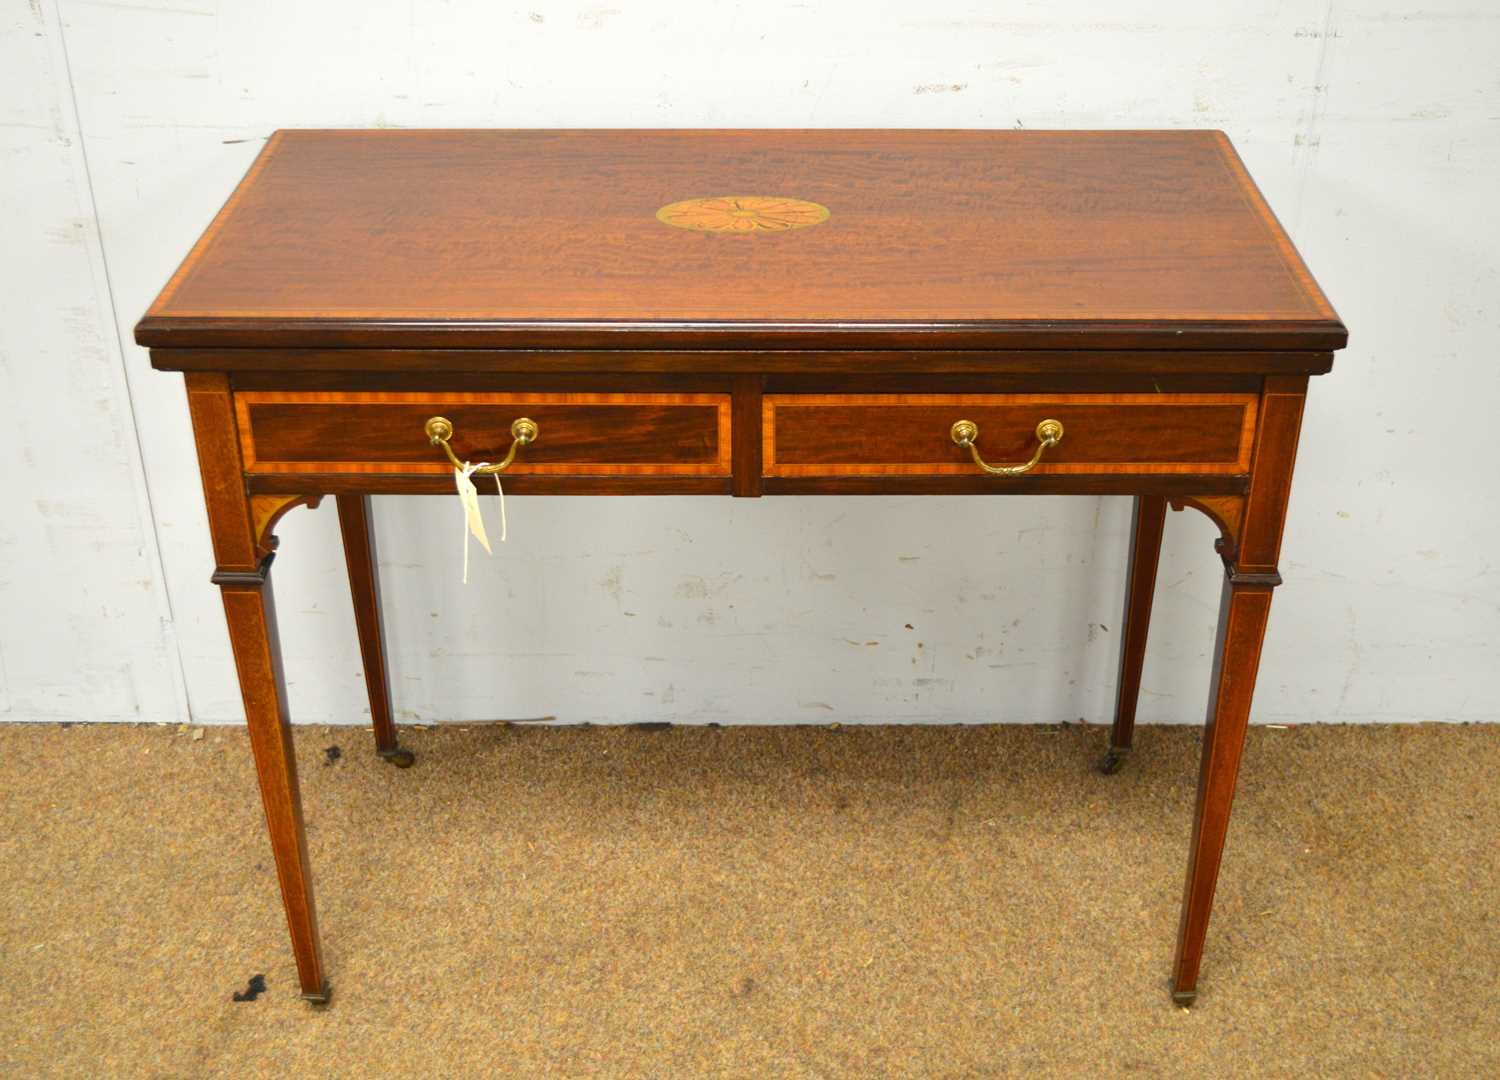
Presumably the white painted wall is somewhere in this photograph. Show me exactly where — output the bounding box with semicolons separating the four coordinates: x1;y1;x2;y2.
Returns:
1;0;183;723
4;1;1497;727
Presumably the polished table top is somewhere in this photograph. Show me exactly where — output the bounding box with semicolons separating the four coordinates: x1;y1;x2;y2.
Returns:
137;128;1343;355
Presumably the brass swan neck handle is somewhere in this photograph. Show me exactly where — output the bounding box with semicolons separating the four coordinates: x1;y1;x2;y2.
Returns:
950;418;1063;477
425;416;538;475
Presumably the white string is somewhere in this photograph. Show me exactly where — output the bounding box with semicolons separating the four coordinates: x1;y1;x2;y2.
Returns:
495;473;506;542
459;461;481;584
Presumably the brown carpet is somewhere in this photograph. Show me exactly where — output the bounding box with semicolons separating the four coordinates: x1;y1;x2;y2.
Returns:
0;721;1495;1077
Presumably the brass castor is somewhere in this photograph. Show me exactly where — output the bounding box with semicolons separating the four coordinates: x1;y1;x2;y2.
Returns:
379;747;416;768
1098;746;1130;775
302;981;332;1006
1171;988;1197;1008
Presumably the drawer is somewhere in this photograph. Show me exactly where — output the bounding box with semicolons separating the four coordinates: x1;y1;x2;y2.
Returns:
235;392;732;476
763;393;1257;477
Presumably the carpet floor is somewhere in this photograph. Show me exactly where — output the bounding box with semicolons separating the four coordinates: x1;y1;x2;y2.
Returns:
0;721;1495;1077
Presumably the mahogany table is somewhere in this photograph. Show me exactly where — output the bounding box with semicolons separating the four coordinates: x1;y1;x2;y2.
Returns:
136;129;1345;1005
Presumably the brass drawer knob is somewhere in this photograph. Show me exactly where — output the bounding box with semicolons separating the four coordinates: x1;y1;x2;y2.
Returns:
950;418;1063;476
424;416;537;474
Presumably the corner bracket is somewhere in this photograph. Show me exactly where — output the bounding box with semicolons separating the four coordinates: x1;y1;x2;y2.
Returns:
1168;495;1246;563
250;494;324;557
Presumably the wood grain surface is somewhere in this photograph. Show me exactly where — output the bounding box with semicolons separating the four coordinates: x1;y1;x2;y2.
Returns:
135;129;1344;352
235;391;732;476
763;393;1257;476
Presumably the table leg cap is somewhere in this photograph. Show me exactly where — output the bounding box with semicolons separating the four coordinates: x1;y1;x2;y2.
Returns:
1098;747;1130;775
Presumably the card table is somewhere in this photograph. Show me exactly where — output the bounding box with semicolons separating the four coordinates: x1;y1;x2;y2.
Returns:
137;129;1345;1004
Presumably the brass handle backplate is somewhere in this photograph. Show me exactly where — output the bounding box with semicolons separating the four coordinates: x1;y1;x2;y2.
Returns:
950;418;1064;477
425;416;538;474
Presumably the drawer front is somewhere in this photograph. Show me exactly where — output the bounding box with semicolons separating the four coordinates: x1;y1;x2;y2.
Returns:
236;392;732;476
763;393;1257;477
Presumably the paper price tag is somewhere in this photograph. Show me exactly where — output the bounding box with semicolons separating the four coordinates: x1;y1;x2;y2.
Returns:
457;465;491;552
455;463;510;583
456;464;490;583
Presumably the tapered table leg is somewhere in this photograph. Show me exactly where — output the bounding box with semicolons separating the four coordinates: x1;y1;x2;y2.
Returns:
217;558;330;1003
1169;374;1308;1004
185;371;331;1002
1102;494;1167;774
1170;572;1274;1004
336;494;411;767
